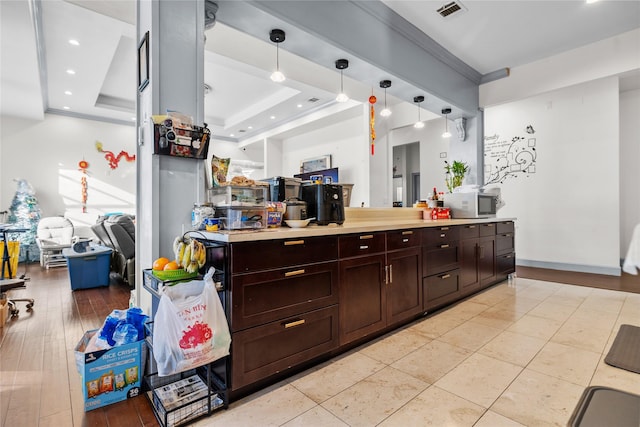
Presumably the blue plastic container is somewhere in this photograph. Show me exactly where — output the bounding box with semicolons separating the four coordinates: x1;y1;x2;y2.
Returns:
63;245;112;290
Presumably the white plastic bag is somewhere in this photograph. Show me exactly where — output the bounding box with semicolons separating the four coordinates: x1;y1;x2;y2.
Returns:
153;268;231;376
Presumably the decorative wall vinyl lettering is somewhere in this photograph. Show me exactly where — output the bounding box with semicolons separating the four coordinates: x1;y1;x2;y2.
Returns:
484;130;537;185
95;141;136;170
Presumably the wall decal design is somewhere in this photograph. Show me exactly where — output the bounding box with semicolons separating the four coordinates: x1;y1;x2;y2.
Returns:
95;141;136;170
78;160;89;213
484;131;537;185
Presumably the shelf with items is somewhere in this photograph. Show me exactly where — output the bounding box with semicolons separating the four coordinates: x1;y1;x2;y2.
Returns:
144;322;228;427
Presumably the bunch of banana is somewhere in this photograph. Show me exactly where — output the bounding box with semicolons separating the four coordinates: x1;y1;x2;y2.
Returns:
173;235;189;267
185;239;206;273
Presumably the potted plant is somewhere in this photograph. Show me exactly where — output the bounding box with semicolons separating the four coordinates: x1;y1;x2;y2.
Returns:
444;160;469;193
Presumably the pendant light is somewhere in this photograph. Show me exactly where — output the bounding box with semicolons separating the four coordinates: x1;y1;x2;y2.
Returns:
442;107;452;138
335;59;349;103
413;96;425;129
379;80;392;117
269;29;286;83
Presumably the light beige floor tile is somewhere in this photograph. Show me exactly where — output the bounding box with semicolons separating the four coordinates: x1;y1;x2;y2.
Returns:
527;300;577;322
290;352;385;403
408;313;466;339
516;286;557;301
435;353;523;408
479;330;546;367
491;369;584;427
551;319;613;353
570;307;620;327
359;327;430;364
321;366;427;427
443;301;491;321
280;405;349;427
579;295;625;314
391;339;472;384
467;288;511;306
527;341;600;386
471;309;517;330
545;294;586;309
492;296;542;316
438;320;502;352
506;314;564;341
474;410;526;427
590;359;640;395
205;384;315;426
378;385;485;427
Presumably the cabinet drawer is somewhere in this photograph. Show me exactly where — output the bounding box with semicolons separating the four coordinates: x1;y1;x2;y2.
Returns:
479;222;496;237
459;224;480;239
497;252;516;277
231;261;338;331
387;229;421;251
423;226;459;247
496;232;515;255
231;236;337;273
496;221;514;234
231;305;339;390
339;233;385;258
423;245;459;276
423;269;460;311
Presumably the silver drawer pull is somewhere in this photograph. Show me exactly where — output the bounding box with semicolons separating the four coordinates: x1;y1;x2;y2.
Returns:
360;245;369;250
440;227;449;231
440;244;450;249
440;274;451;279
360;234;374;240
468;225;476;229
284;240;305;246
284;319;305;328
402;238;409;243
284;269;305;277
504;233;512;237
504;255;513;259
389;265;393;283
485;224;494;227
402;230;413;235
440;233;446;238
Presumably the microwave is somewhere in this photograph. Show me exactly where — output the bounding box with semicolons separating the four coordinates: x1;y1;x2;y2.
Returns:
444;192;497;218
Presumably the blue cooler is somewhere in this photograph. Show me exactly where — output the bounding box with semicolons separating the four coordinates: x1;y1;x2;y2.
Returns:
63;245;112;290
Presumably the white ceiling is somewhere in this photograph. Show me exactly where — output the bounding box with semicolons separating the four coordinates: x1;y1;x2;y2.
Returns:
1;0;639;144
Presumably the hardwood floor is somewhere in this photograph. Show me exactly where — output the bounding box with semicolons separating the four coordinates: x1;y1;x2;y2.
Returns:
0;263;638;426
0;264;158;427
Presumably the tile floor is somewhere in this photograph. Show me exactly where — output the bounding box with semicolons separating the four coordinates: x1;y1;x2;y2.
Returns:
196;277;640;427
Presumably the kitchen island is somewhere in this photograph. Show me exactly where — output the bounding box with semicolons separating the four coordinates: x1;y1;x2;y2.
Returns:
189;209;516;399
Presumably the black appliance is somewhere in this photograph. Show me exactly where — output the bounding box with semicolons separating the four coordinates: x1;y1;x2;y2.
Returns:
261;176;302;202
301;183;345;225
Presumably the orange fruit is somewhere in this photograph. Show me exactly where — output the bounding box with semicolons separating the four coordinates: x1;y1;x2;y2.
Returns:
153;257;170;271
163;261;179;271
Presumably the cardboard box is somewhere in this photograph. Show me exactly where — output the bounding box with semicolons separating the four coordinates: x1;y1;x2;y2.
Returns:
74;329;144;411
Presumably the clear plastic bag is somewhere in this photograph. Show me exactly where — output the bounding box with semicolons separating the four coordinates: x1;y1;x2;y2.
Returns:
153;268;231;376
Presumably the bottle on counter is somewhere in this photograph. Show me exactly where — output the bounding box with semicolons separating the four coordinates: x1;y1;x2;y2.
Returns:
432;187;438;201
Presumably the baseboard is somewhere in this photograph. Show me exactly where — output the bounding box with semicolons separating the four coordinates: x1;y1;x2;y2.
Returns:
516;259;621;277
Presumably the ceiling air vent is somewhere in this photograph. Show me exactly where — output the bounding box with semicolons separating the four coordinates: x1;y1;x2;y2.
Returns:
436;1;467;19
308;97;320;103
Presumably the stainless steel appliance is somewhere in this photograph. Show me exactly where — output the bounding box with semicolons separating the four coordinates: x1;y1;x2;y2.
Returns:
284;198;307;220
444;192;497;218
301;184;345;225
261;176;302;202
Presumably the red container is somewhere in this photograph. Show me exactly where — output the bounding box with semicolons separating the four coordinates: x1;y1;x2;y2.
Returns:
431;207;451;220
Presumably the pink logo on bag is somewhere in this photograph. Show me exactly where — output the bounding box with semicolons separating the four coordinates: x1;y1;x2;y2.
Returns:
179;321;213;349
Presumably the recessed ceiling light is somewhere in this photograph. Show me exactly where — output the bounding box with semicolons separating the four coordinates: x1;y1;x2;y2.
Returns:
586;0;599;3
297;104;303;108
64;90;72;95
270;115;276;120
66;69;75;75
63;106;70;110
230;133;235;137
68;39;80;46
131;117;136;121
248;126;253;129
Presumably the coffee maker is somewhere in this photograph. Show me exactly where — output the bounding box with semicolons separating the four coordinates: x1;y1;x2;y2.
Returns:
301;183;345;225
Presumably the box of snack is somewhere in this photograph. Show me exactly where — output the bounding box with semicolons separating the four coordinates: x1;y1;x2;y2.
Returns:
74;329;144;411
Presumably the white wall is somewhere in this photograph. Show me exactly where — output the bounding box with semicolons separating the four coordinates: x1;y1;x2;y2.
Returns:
1;114;136;231
280;111;369;207
620;88;640;256
485;77;620;274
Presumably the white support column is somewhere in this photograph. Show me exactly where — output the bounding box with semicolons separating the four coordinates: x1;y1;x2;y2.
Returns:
136;0;205;314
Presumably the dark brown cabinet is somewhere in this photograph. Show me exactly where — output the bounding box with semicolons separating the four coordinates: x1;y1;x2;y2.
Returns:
422;226;461;311
339;230;422;345
229;237;340;392
460;223;496;295
496;221;516;282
